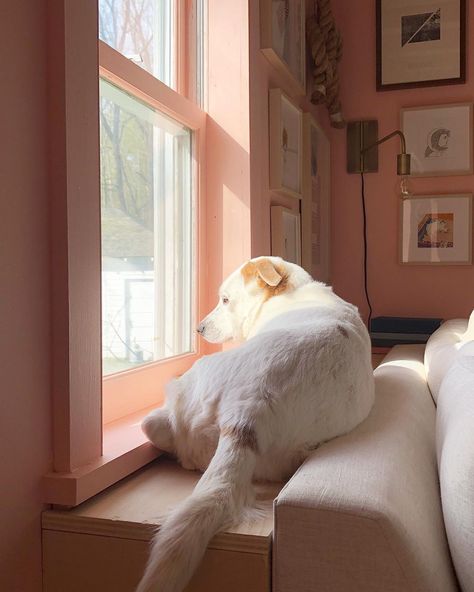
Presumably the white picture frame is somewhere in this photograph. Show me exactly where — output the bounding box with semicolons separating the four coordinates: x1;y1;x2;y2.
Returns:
400;194;472;265
271;206;301;265
260;0;306;95
401;103;473;177
301;113;330;282
269;88;303;200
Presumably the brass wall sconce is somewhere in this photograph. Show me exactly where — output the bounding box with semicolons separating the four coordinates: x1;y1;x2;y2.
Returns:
346;120;412;196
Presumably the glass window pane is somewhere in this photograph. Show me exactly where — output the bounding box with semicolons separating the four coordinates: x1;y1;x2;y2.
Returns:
100;79;193;376
194;0;208;108
99;0;175;88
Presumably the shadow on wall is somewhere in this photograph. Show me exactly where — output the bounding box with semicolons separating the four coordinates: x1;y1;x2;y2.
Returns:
205;117;252;318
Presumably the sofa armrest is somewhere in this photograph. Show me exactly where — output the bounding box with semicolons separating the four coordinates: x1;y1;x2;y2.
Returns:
274;345;458;592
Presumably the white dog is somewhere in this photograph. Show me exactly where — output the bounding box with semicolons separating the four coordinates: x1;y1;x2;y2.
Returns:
136;257;375;592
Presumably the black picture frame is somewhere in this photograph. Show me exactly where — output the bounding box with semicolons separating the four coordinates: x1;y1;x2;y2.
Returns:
376;0;466;91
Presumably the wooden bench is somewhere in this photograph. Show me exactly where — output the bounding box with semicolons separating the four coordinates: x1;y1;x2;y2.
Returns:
42;458;282;592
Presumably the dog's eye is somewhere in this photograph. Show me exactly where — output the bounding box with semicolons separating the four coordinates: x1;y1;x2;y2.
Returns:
222;296;229;305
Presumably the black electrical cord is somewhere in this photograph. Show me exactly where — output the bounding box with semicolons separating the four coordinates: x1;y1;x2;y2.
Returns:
360;172;373;330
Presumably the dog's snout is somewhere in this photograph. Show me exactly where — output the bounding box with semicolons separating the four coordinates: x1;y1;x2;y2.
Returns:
196;323;205;335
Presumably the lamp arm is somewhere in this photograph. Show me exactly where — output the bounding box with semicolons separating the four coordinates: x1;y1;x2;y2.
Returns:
361;129;411;176
361;129;407;155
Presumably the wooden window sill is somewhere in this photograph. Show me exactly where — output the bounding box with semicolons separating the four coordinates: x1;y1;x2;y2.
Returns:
43;407;162;506
43;459;281;592
45;346;390;507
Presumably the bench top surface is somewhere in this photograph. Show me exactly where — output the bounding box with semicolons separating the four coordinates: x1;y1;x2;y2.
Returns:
43;458;283;553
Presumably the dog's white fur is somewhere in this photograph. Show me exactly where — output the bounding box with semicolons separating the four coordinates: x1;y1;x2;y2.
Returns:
136;257;375;592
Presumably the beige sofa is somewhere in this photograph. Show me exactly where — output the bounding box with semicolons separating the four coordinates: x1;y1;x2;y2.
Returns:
274;318;474;592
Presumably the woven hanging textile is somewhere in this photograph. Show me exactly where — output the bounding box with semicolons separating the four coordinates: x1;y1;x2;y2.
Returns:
307;0;345;128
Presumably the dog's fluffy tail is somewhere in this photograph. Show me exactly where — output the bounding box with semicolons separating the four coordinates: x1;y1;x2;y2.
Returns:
135;430;257;592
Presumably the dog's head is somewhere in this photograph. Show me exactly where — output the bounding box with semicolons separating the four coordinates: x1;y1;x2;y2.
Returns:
197;256;312;343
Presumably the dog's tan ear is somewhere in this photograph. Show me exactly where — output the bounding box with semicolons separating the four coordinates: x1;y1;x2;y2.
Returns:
254;258;283;287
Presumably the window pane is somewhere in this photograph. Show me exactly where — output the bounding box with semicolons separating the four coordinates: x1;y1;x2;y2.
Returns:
194;0;208;108
100;79;193;376
99;0;175;88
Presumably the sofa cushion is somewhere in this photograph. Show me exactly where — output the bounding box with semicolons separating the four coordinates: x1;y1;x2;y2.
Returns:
274;345;457;592
463;310;474;342
459;340;474;357
424;319;468;403
437;342;474;592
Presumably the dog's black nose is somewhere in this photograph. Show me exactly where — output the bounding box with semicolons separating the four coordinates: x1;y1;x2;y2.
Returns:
196;323;205;334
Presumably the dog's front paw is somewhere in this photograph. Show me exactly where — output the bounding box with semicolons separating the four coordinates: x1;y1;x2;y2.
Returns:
141;408;175;453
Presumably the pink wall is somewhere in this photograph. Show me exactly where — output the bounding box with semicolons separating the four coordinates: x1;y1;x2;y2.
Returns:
0;2;52;591
206;0;252;302
329;0;474;320
2;1;472;589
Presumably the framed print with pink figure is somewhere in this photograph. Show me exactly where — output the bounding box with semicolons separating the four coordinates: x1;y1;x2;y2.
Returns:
400;194;472;265
269;88;303;199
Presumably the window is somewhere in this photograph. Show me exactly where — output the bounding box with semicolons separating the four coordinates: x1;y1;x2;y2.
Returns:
99;1;198;378
99;0;176;88
46;0;253;506
191;0;208;107
45;0;209;504
100;79;193;375
98;0;207;423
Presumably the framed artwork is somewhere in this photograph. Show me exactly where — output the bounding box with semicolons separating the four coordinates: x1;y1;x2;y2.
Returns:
271;206;301;265
301;114;330;282
269;88;303;199
260;0;306;95
376;0;466;91
401;103;473;176
400;194;472;265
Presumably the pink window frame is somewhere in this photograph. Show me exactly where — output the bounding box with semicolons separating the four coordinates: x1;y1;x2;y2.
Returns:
44;0;211;506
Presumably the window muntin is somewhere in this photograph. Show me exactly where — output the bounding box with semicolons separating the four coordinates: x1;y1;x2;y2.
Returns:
194;0;208;108
99;0;175;89
100;79;193;376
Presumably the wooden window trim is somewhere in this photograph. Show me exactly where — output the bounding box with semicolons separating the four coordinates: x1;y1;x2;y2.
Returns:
48;0;102;475
43;407;160;506
44;0;211;506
